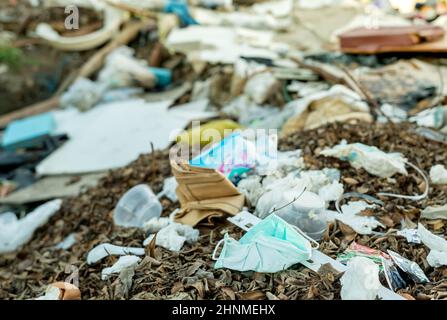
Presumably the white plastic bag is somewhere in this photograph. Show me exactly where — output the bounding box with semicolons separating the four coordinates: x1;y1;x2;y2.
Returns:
418;223;447;267
321;141;407;178
430;164;447;185
326;201;385;235
87;243;145;265
101;255;141;280
340;257;381;300
0;199;62;254
143;223;199;252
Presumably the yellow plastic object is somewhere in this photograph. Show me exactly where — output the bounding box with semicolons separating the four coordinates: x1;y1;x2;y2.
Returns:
177;119;242;147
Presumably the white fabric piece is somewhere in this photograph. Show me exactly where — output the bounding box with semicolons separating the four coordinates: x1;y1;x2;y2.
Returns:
418;223;447;267
143;223;199;252
0;199;62;254
430;164;447;185
340;257;381;300
38;99;217;175
101;255;141;280
321;141;408;178
87;243;145;265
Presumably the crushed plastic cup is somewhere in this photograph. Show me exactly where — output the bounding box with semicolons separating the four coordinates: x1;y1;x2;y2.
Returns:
114;184;162;228
275;190;327;241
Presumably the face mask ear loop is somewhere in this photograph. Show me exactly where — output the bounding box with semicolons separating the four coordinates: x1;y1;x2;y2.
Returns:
292;225;320;250
212;239;226;261
377;161;429;201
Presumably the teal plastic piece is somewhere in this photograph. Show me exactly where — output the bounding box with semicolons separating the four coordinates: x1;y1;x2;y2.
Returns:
148;67;172;88
2;113;55;150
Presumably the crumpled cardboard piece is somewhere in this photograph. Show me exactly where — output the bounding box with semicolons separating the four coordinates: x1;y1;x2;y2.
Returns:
171;161;245;226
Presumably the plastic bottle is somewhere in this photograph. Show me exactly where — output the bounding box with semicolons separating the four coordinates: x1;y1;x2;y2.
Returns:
114;184;162;228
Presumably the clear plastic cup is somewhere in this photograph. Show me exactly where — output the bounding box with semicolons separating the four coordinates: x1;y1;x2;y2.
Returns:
275;190;328;241
114;184;162;228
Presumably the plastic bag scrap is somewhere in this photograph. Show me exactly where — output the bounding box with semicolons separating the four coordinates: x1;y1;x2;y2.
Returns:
142;217;171;234
237;175;264;207
35;282;81;300
320;141;408;178
340;257;381;300
378;104;408;123
397;228;421;244
430;164;447;185
417;223;447;267
337;242;390;271
222;96;288;130
327;200;385;235
157;176;178;202
87;243;145;265
60;77;106;112
409;106;447;129
322;142;429;201
101;255;141;280
243;72;280;105
190;131;276;184
98;46;167;89
381;256;407;292
54;233;77;250
387;250;429;284
255;174;306;219
421;205;447;220
0;199;62;254
255;149;305;176
255;168;341;218
212;214;316;273
143;222;199;252
281;85;372;135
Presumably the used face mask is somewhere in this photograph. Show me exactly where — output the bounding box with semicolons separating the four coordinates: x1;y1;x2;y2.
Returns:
212;214;318;273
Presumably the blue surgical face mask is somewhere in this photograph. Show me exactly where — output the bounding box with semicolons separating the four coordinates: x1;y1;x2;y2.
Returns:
212;214;318;273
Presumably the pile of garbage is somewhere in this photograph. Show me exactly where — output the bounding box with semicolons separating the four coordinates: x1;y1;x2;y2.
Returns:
1;0;447;300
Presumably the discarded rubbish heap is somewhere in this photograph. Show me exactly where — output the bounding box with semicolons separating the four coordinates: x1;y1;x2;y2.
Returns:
1;0;447;301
